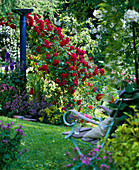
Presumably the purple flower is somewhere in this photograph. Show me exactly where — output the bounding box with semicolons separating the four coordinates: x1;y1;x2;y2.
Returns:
65;152;70;155
100;164;104;169
109;157;112;163
5;65;8;72
5;52;10;63
66;164;72;167
73;147;78;151
96;157;101;160
97;145;101;148
81;156;91;165
11;122;14;125
10;62;14;70
73;158;76;161
94;148;99;152
1;140;8;144
18;125;23;128
103;156;107;159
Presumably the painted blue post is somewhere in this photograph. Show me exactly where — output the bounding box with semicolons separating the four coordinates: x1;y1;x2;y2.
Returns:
12;9;33;82
20;14;26;79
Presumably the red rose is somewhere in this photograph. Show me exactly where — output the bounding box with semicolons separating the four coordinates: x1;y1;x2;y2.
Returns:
88;72;92;78
39;21;44;31
36;46;41;52
65;73;69;76
54;100;56;105
88;56;91;60
72;99;75;102
10;23;16;29
71;90;75;94
96;94;103;101
65;37;69;44
78;107;81;112
37;29;40;35
52;59;59;66
59;33;63;40
47;24;52;31
70;46;75;51
53;52;58;57
58;83;63;87
44;19;49;24
69;66;74;71
88;105;93;110
62;79;66;85
57;27;61;34
43;40;49;48
108;96;114;104
33;26;38;32
77;99;81;105
66;61;69;65
55;78;59;83
99;68;104;76
93;66;98;76
40;32;44;37
80;68;85;73
46;54;50;59
69;53;77;62
71;72;76;76
60;39;66;47
80;119;84;123
93;86;97;92
68;86;72;90
61;73;65;79
38;65;48;72
29;87;33;95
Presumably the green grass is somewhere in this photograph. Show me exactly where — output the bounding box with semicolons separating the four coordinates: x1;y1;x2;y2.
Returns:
0;116;88;170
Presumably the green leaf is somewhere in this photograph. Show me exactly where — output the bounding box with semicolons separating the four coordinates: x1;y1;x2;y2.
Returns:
125;84;133;93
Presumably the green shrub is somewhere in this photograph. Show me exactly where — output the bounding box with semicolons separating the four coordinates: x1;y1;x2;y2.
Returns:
103;108;139;170
0;121;26;169
39;105;63;125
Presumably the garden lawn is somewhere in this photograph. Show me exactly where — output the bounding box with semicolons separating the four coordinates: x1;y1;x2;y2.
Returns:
0;116;85;170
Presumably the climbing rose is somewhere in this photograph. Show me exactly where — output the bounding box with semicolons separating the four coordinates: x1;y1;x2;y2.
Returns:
29;87;33;95
52;59;59;66
99;68;104;76
93;86;97;92
77;99;81;105
36;46;41;52
93;66;98;76
96;94;103;101
10;23;16;29
88;105;93;110
38;65;48;72
55;78;59;83
108;96;114;104
46;54;50;59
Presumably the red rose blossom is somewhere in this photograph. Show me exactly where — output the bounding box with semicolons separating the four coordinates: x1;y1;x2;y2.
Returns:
93;66;98;76
96;94;103;101
77;99;81;105
29;87;33;95
99;68;104;76
36;46;41;52
52;59;59;66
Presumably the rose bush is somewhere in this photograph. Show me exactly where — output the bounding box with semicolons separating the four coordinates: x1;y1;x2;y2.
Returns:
0;12;106;112
25;13;105;109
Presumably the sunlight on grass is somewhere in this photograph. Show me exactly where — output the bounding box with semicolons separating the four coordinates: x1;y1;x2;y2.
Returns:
0;116;87;169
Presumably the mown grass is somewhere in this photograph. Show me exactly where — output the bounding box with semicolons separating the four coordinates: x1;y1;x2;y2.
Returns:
0;116;88;170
